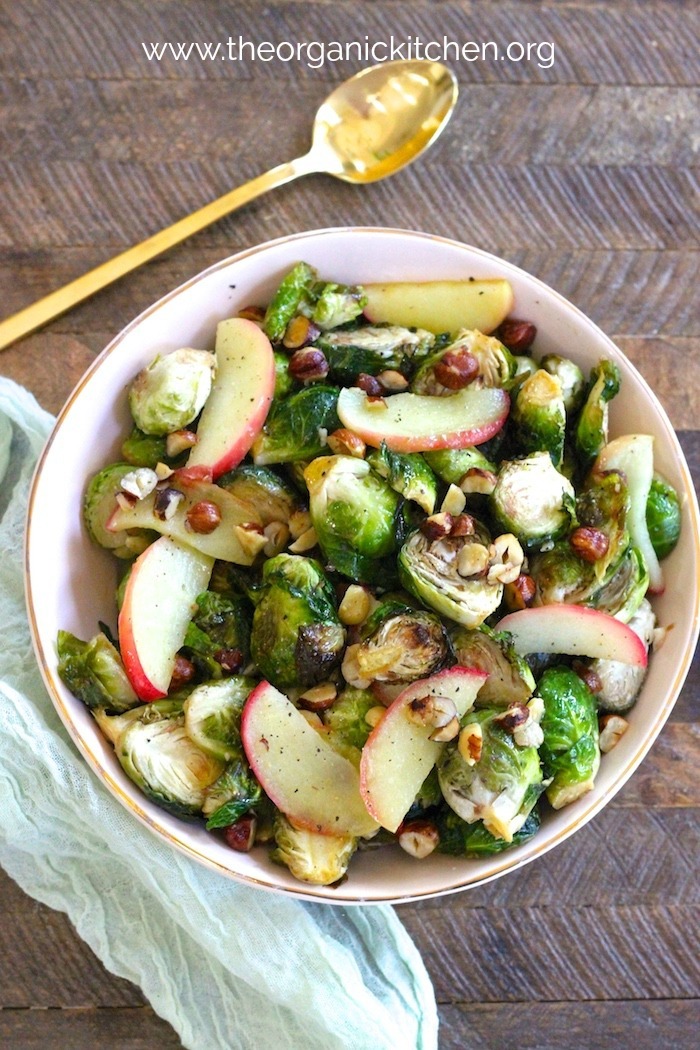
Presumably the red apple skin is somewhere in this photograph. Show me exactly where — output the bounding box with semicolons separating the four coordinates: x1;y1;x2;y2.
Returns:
118;607;165;701
496;605;648;668
187;318;276;479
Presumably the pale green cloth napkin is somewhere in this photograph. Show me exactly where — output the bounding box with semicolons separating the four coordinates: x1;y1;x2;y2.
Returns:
0;377;438;1050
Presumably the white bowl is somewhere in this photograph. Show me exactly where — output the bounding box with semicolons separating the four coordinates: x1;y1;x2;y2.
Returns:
25;228;700;904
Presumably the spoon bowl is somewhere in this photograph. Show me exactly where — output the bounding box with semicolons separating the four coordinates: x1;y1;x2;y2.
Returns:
0;60;458;351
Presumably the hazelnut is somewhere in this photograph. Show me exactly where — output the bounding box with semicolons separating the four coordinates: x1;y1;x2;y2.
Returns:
120;468;158;500
420;512;453;541
234;522;267;558
168;654;196;691
357;373;384;396
365;705;387;728
457;542;490;578
214;649;244;673
237;304;266;323
599;713;629;753
494;702;531;733
451;513;476;537
338;584;372;626
405;694;458;730
434;347;480;389
223;814;257;852
397;819;440;859
299;682;338;711
185;500;222;534
573;660;603;694
288;347;329;382
166;429;198;458
153;486;184;521
326;428;366;458
487;534;525;585
498;318;537;353
262;521;290;558
504;573;537;611
458;468;498;496
458;722;483;765
283;314;319;350
288;526;318;553
569;526;610;563
376;369;409;393
440;484;467;517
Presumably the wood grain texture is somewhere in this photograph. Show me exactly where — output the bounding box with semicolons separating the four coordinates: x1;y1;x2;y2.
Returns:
0;1007;182;1048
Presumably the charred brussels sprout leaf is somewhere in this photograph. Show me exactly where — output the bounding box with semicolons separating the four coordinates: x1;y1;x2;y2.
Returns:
491;452;576;550
356;608;448;682
183;591;252;677
57;630;138;713
315;325;433;382
437;707;544;841
646;474;681;560
83;463;154;559
537;667;600;810
263;261;317;343
450;625;535;706
574;359;621;466
250;554;345;690
511;369;566;468
436;805;541;857
367;443;438;514
304;455;402;585
203;760;262;829
271;813;357;885
252;385;341;465
311;282;367;330
184;676;257;761
218;464;302;526
129;348;214;436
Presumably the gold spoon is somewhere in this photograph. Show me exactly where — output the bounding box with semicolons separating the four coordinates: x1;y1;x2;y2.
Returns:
0;60;457;352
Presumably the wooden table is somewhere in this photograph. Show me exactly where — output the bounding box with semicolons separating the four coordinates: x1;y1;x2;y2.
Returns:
1;2;698;1046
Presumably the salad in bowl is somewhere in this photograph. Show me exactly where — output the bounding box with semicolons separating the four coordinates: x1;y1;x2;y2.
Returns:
26;229;699;902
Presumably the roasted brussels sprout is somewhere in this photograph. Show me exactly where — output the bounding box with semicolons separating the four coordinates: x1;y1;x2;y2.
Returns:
436;805;541;857
588;598;654;712
423;446;496;486
412;329;515;395
218;464;302;526
540;354;585;414
450;625;535;707
323;686;378;757
530;541;596;606
491;452;576;550
57;630;138;713
310;281;367;330
588;545;648;622
355;606;448;682
273;350;295;399
316;325;433;382
250;554;345;690
574;359;621;466
83;463;154;559
537;667;600;810
304;455;401;584
184;676;257;761
398;520;506;628
93;697;183;746
183;591;252;678
511;355;538;383
203;760;262;828
511;369;566;468
576;467;630;581
646;474;681;560
271;813;357;885
121;428;170;469
251;385;341;465
263;261;316;342
437;707;544;841
366;443;438;514
128;348;214;436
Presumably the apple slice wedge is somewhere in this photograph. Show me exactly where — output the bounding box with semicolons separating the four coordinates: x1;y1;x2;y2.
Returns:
495;605;648;667
187;317;275;479
360;666;488;833
107;474;263;564
119;536;214;701
362;279;514;335
337;385;509;452
241;681;379;837
595;434;663;594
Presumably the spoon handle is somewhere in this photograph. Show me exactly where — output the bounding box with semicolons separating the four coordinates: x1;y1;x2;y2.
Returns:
0;154;317;352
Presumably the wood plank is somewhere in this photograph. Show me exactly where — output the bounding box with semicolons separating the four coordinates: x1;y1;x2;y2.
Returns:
0;1;697;87
437;1000;700;1050
1;79;697;166
0;1006;182;1048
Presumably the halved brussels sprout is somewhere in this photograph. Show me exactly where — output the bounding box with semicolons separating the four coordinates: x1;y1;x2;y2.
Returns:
355;608;448;682
450;624;535;707
310;281;367;330
437;707;544;841
540;354;585;415
412;329;515;395
263;261;316;342
367;443;438;514
530;541;596;606
251;385;341;465
250;553;345;690
129;348;214;436
316;324;433;382
398;521;503;628
588;545;649;623
574;359;621;466
423;446;496;486
436;805;541;857
184;676;257;761
271;813;357;885
491;452;576;550
537;667;600;810
121;428;170;469
511;369;566;468
218;464;303;526
83;463;154;559
203;760;262;828
324;686;378;758
588;598;654;712
576;467;630;581
94;697;184;746
304;455;401;584
646;474;681;560
57;630;138;713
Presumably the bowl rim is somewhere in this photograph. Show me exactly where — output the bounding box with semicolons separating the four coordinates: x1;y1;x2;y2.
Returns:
24;225;700;904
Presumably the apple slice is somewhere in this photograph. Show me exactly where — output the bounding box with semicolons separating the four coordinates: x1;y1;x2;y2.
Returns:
187;317;275;478
495;605;648;667
362;279;514;335
119;536;214;701
107;474;263;564
360;667;488;833
241;681;379;837
595;434;663;594
337;385;509;452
